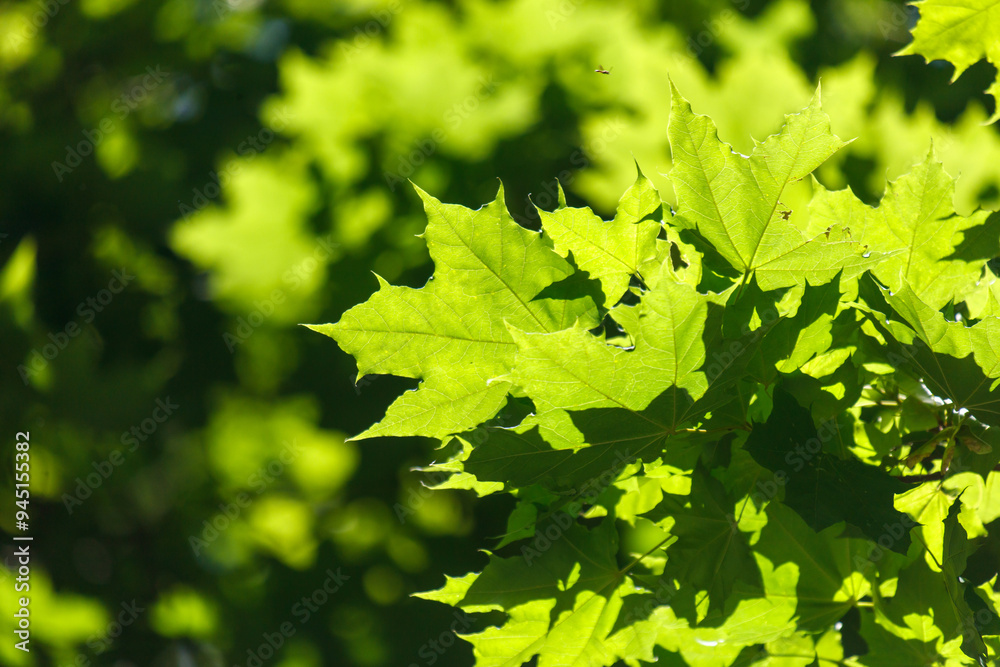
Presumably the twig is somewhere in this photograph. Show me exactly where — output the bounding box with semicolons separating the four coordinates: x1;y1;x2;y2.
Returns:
896;464;1000;483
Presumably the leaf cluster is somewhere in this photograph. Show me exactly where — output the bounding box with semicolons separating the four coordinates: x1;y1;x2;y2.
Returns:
312;85;1000;666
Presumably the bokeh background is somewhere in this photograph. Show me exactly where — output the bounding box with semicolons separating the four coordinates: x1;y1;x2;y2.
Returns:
1;0;999;665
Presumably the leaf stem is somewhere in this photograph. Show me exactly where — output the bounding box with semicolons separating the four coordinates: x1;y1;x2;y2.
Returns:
619;534;675;577
895;464;1000;483
734;270;751;301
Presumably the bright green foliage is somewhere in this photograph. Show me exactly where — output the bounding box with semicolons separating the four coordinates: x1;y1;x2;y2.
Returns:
307;186;598;440
537;169;663;307
313;88;1000;665
670;85;851;286
900;0;1000;123
811;154;1000;310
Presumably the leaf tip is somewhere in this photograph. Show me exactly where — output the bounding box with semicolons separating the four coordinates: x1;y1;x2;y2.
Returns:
482;178;511;218
667;77;688;108
632;154;644;178
302;322;336;338
411;181;439;209
925;139;938;163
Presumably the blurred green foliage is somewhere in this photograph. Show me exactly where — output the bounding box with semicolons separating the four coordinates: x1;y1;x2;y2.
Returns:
0;0;998;664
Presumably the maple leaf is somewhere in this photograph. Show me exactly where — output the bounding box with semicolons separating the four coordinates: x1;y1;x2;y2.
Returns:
536;165;663;306
899;0;1000;123
857;275;1000;429
667;83;885;291
811;150;1000;310
307;185;598;439
432;519;654;667
318;84;1000;667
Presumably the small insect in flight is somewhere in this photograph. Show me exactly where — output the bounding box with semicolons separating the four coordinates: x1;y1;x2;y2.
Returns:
595;65;612;75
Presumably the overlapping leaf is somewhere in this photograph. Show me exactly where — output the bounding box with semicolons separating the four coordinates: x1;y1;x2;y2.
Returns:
900;0;1000;123
537;167;663;306
879;498;989;661
811;152;1000;309
319;85;1000;667
644;467;762;615
858;276;1000;428
753;501;872;630
430;519;655;667
507;262;715;414
308;185;598;439
667;84;886;290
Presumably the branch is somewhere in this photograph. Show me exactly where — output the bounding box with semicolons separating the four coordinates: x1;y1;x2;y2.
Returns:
896;464;1000;484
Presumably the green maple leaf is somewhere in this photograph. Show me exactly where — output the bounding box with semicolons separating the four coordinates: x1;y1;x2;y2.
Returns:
537;165;663;306
721;274;844;383
461;391;729;496
667;83;882;290
315;83;1000;667
899;0;1000;123
457;272;724;492
604;590;692;666
307;185;598;439
644;467;762;615
858;276;1000;428
811;151;999;309
879;498;988;660
506;270;715;414
467;269;765;494
753;501;872;630
855;611;970;666
439;519;653;667
462;415;643;491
